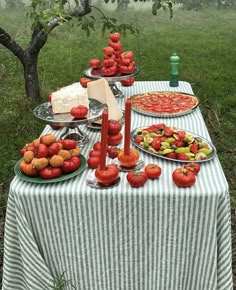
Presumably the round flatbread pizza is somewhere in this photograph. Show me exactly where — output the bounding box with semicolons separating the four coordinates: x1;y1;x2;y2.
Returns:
130;91;199;117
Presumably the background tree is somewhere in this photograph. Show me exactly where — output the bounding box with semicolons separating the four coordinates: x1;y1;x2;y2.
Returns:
0;0;172;100
116;0;130;11
5;0;24;9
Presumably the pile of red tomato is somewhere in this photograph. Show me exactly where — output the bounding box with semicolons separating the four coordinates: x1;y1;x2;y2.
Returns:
81;32;136;87
19;134;82;179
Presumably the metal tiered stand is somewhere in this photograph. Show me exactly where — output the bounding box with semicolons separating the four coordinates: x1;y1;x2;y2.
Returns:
33;99;106;147
83;67;140;99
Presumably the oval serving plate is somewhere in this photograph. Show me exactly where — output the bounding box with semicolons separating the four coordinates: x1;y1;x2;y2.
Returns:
131;126;217;163
87;110;125;130
130;91;199;118
14;154;86;183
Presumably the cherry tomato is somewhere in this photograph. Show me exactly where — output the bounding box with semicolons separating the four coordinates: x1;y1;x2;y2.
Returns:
108;120;122;135
119;62;135;75
113;49;122;57
190;143;198;154
151;137;161;151
89;59;101;69
126;171;147;188
103;46;114;56
71;105;88;119
109;32;120;42
164;126;174;137
172;139;186;148
95;164;119;185
184;162;201;175
109;41;122;51
103;58;115;67
40;134;56;146
134;135;144;144
89;150;101;158
120;78;135;87
61;139;77;150
62;156;81;173
39;167;62;179
80;77;92;88
48;142;61;156
144;164;162;179
35;144;48;158
165;152;177;159
93;141;102;151
20;160;38;177
101;65;117;76
48;94;52;102
20;143;35;156
172;167;196;187
103;54;116;61
107;132;123;146
120;58;132;66
177;130;186;139
107;146;120;159
87;157;100;169
121;51;134;60
177;153;190;161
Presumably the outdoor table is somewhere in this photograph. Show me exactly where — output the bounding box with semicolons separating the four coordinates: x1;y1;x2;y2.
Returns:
2;81;233;290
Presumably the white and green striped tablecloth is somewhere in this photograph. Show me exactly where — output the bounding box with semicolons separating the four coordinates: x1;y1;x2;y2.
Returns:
3;81;232;290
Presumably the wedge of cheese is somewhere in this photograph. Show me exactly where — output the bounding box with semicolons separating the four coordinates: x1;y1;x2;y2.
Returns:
87;78;123;122
51;82;89;114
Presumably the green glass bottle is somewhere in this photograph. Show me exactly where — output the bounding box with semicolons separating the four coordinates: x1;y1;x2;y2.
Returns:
169;53;180;87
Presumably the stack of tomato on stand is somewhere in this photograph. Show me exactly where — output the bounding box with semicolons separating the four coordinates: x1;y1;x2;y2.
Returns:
19;134;82;179
80;32;136;87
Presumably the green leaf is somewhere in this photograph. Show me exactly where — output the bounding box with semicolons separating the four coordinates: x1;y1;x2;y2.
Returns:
110;18;117;23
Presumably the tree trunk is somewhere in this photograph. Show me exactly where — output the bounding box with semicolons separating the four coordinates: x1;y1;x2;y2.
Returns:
22;53;41;100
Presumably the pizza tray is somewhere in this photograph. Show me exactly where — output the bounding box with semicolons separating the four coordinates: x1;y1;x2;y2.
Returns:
130;91;199;118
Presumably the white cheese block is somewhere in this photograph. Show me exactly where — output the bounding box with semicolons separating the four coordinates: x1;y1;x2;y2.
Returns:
51;82;89;114
87;78;123;121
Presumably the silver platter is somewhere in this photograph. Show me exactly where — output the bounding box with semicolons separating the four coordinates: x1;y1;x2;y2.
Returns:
130;91;199;118
83;66;140;82
131;127;217;163
33;99;106;127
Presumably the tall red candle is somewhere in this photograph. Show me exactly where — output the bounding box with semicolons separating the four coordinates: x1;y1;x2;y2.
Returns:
99;108;108;170
124;98;131;155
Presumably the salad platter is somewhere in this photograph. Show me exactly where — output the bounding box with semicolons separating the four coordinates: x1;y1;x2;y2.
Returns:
130;91;199;117
131;124;217;163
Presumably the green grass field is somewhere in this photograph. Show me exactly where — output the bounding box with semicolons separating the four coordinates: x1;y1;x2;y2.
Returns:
0;7;236;208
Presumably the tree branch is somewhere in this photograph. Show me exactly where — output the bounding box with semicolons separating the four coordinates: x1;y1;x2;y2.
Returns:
0;27;24;62
71;0;92;17
27;0;92;55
